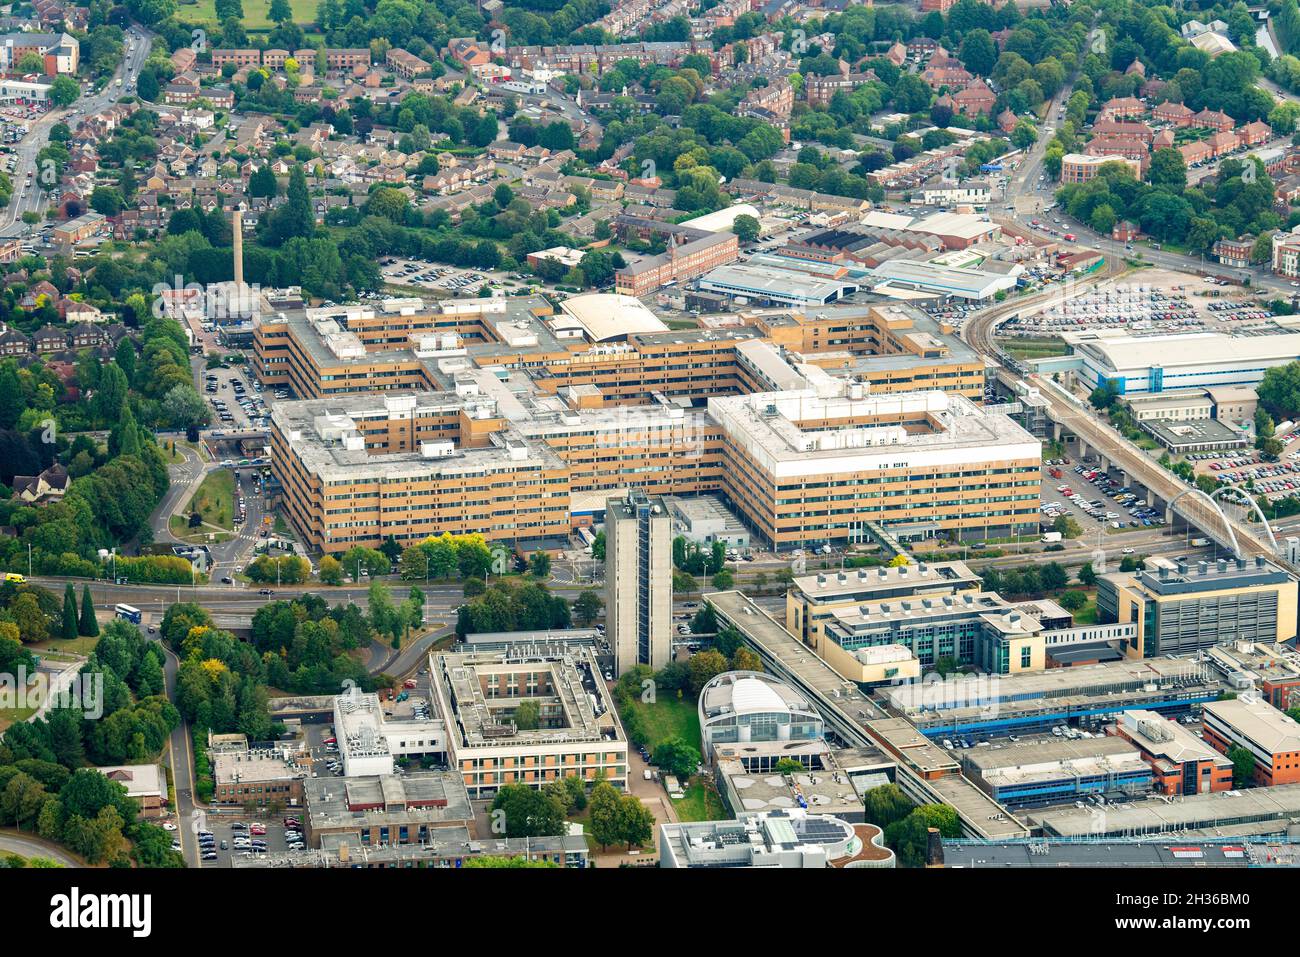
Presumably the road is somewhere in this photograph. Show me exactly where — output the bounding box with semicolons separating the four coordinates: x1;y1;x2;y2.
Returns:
0;830;80;866
963;286;1283;563
0;25;151;239
993;65;1300;298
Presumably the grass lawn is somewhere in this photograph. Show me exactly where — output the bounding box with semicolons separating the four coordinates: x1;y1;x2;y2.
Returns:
168;514;235;544
671;776;727;823
31;635;101;657
177;0;319;28
997;335;1068;360
185;469;236;531
0;704;37;733
621;695;700;753
1071;595;1099;625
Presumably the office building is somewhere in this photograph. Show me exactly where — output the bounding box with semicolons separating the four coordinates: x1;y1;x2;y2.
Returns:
300;771;473;849
1059;152;1143;184
606;489;672;675
1114;710;1234;795
697;671;824;766
961;737;1152;807
658;810;895;868
210;749;308;808
332;689;446;777
1065;328;1300;395
428;647;628;798
1203;697;1300;787
270;392;572;553
1207;641;1300;711
786;559;982;650
708;377;1041;548
820;591;1047;677
1097;556;1298;658
612;216;739;296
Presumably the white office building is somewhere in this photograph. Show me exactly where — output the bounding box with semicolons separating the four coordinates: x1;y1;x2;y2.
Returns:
1065;329;1300;395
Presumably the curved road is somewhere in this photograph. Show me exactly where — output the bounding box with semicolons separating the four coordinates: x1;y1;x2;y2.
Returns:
963;278;1282;562
1;25;152;239
0;830;80;866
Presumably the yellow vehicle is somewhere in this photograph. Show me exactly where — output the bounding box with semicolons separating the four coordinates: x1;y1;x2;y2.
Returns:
4;572;25;583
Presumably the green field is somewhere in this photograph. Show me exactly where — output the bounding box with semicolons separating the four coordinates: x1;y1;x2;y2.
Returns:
622;695;700;752
31;636;101;657
185;469;237;531
671;777;728;822
176;0;320;29
997;335;1069;360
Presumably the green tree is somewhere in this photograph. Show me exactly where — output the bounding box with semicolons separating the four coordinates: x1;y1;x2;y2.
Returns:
1059;589;1087;611
1228;745;1255;786
587;780;622;850
318;555;343;585
652;736;701;780
79;585;99;637
884;812;931;867
490;783;565;838
264;165;314;245
573;589;603;626
513;699;540;731
48;76;80;108
862;783;914;828
528;552;551;578
732;213;761;244
60;583;78;641
614;793;655;850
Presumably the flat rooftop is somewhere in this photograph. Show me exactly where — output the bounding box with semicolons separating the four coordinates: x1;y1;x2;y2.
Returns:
304;771;472;832
708;383;1039;478
941;839;1300;867
962;735;1138;773
1207;641;1300;684
430;647;625;750
1128;555;1294;597
271;391;565;482
885;656;1217;712
1068;328;1300;374
1026;783;1300;838
1118;710;1227;766
1204;696;1300;755
213;750;306;785
792;559;980;604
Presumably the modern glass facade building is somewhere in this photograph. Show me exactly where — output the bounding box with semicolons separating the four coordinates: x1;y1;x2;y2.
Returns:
698;672;825;767
1097;556;1298;658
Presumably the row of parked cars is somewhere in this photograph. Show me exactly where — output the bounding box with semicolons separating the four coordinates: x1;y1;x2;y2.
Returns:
1074;464;1166;527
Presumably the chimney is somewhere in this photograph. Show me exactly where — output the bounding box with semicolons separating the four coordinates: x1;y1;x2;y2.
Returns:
232;205;245;290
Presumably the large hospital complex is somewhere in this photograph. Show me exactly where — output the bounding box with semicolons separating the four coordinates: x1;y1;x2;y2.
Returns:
257;292;1037;553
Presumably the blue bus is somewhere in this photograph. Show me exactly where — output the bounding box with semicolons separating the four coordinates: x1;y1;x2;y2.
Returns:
114;604;142;625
